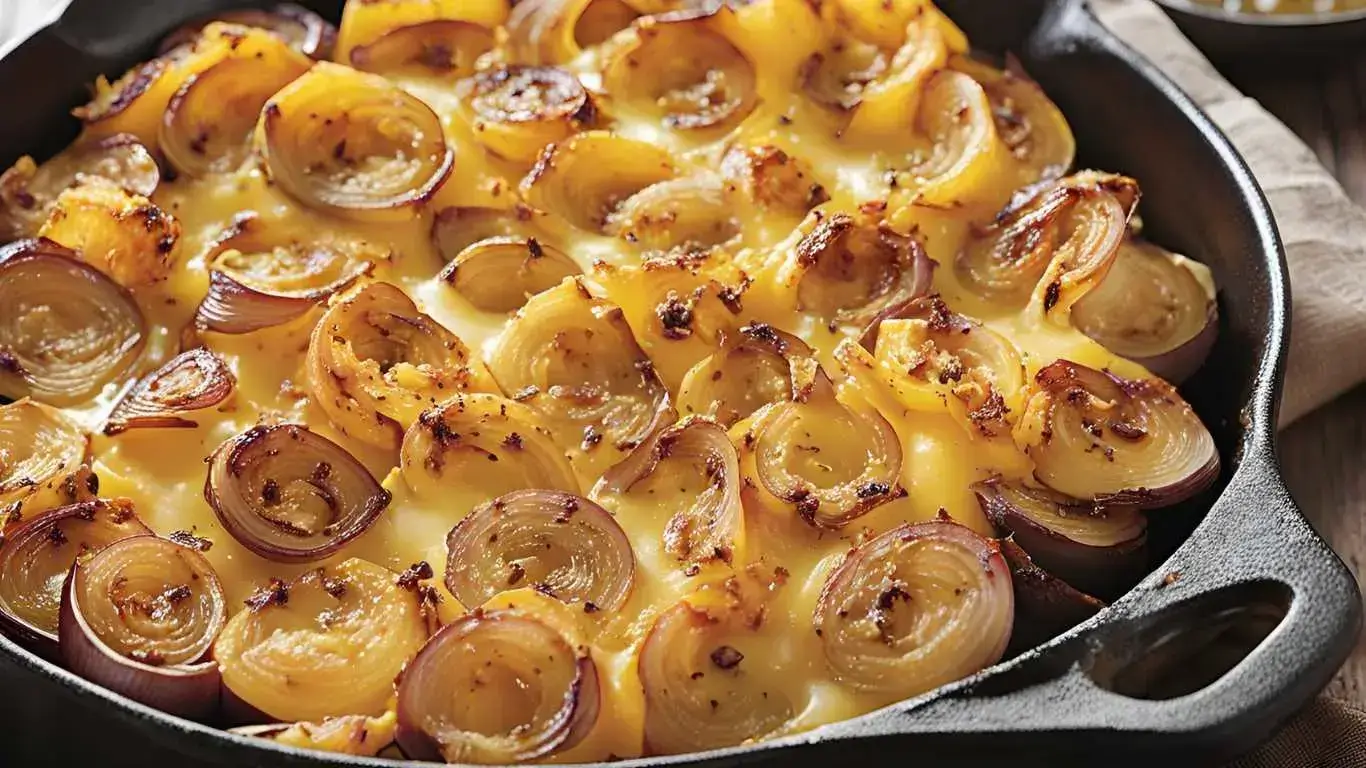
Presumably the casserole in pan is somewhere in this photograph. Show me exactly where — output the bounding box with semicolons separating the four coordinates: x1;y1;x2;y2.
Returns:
0;0;1358;766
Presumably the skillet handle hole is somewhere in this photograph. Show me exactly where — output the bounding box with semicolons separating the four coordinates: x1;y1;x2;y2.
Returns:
1085;580;1291;700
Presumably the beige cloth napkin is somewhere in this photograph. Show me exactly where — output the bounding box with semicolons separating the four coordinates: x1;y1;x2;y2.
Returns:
1095;0;1366;428
1097;3;1366;763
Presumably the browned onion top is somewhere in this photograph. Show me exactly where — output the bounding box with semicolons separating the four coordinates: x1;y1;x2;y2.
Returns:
445;490;635;612
204;425;391;562
104;348;236;435
158;3;337;60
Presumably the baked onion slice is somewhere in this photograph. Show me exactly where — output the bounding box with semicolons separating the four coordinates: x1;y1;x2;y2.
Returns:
596;416;742;566
607;175;740;253
719;144;828;216
972;478;1146;596
956;172;1139;313
307;282;485;449
160;37;311;177
860;297;1025;438
1072;239;1219;383
1015;360;1220;507
396;610;600;763
0;135;159;240
790;212;934;327
431;205;542;262
205;424;390;563
58;535;226;719
0;239;145;405
195;213;377;335
677;323;814;428
953;55;1075;181
104;349;235;435
215;559;431;722
350;20;496;78
456;66;593;163
753;367;902;528
38;176;181;288
898;69;1007;207
445;490;635;612
0;499;151;649
488;279;673;476
402;393;579;500
520;131;675;232
601;8;757;133
233;711;397;757
336;0;509;63
639;589;793;754
260;62;454;221
0;399;92;514
158;4;337;60
998;538;1104;654
799;37;888;112
507;0;640;64
441;237;581;313
815;520;1013;696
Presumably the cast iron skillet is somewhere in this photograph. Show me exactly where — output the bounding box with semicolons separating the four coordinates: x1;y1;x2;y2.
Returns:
1155;0;1366;62
0;0;1359;765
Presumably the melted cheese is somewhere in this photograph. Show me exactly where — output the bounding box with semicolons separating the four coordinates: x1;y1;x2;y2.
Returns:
19;0;1161;760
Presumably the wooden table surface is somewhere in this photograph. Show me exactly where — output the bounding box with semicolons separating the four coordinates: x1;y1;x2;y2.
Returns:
1221;53;1366;706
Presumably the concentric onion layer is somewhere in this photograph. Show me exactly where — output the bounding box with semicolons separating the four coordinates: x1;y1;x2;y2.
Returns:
158;4;337;60
214;558;431;722
606;175;740;253
160;37;311;177
1015;360;1220;507
446;490;634;612
595;416;743;566
0;499;151;648
431;205;542;262
901;69;1008;207
396;610;600;763
58;536;226;719
600;8;757;133
0;134;159;240
104;349;235;434
402;393;580;500
754;368;902;528
0;398;92;512
204;424;391;562
972;478;1146;596
456;65;593;163
440;236;581;313
791;212;933;327
506;0;639;64
260;62;453;221
0;239;145;405
488;279;674;477
955;171;1139;313
195;213;378;334
677;323;814;428
862;296;1025;437
952;54;1076;181
814;520;1013;696
520;131;675;232
350;20;496;78
1072;239;1219;383
232;711;398;757
639;591;793;755
307;281;484;449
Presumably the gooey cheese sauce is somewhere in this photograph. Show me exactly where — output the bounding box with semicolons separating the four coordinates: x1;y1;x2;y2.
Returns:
37;0;1157;759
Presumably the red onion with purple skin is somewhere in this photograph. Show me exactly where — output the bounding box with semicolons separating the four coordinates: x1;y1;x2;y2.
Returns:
58;535;226;720
445;490;635;612
104;348;235;435
1015;360;1220;507
0;499;151;651
396;610;601;763
1072;239;1219;384
998;538;1105;655
972;477;1147;597
814;520;1014;698
204;424;390;563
